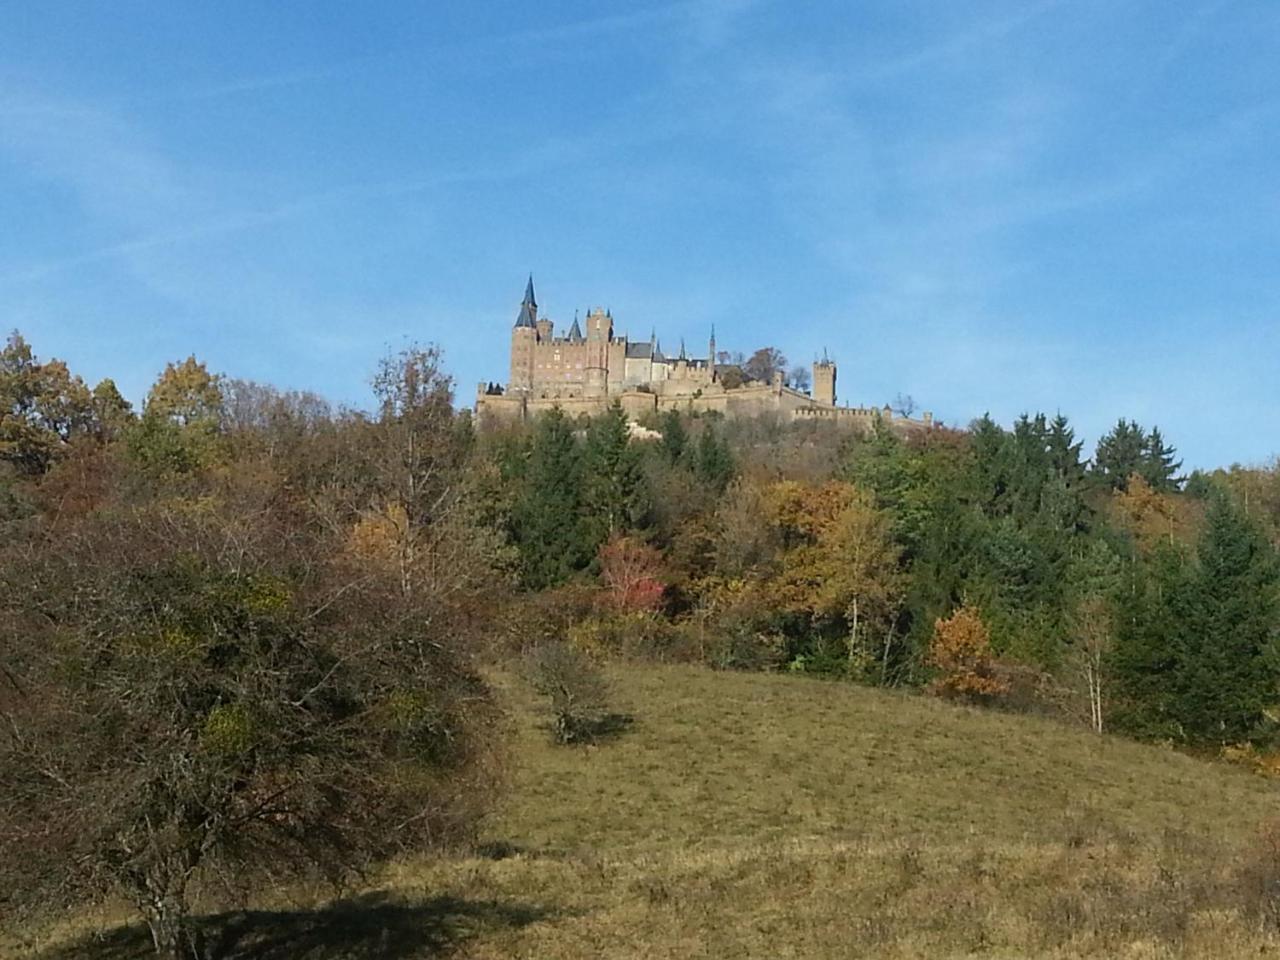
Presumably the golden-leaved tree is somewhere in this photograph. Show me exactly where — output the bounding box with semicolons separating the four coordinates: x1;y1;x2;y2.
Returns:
764;480;904;675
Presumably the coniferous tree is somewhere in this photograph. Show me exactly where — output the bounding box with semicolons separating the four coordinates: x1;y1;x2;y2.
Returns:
1112;494;1279;743
1170;494;1279;743
1092;418;1147;491
582;402;649;545
1140;426;1183;492
658;409;688;465
1047;413;1085;487
694;423;736;494
515;408;587;589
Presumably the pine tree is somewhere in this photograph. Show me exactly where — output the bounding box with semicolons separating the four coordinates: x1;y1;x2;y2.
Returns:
582;402;648;546
1092;418;1146;491
514;408;587;589
1140;426;1183;492
658;409;687;465
694;423;735;494
1170;494;1279;743
1047;413;1085;486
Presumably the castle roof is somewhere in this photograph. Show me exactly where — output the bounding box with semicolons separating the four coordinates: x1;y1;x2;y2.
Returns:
567;314;583;341
625;341;653;359
515;274;537;328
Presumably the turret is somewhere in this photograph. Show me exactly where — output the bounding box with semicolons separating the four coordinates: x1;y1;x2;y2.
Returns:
708;325;717;382
813;349;837;406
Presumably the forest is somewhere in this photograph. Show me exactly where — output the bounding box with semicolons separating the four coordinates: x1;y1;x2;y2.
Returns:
2;330;1280;956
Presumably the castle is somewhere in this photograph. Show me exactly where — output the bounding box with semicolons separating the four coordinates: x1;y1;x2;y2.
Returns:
475;277;931;430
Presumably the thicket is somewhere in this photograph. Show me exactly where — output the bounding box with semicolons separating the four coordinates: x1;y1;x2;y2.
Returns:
0;336;508;958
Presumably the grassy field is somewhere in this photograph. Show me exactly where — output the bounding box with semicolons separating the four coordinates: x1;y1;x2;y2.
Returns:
14;663;1280;958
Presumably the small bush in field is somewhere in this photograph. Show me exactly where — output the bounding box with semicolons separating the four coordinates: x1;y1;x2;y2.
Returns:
926;605;1010;704
523;641;614;744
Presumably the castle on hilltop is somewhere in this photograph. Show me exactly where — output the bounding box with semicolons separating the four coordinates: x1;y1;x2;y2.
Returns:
475;276;931;429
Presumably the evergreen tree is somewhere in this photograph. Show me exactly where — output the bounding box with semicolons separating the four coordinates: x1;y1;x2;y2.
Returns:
694;423;735;494
582;402;649;545
658;409;688;465
1170;494;1279;743
1046;413;1085;487
969;414;1012;517
514;408;587;589
1112;495;1280;744
1140;426;1183;492
1092;419;1147;491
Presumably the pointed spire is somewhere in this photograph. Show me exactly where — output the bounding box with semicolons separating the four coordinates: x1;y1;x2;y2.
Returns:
679;338;686;360
567;310;583;342
515;275;537;328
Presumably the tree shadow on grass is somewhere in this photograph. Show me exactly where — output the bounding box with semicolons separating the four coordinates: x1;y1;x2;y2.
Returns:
34;891;554;960
582;712;635;741
547;711;635;745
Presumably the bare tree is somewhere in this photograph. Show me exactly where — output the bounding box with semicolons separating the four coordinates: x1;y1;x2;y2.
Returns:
787;365;811;392
743;347;787;384
892;393;917;418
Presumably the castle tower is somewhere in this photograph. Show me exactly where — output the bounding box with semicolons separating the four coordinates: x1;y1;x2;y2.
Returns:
509;275;537;393
583;306;612;396
708;325;717;382
813;349;837;406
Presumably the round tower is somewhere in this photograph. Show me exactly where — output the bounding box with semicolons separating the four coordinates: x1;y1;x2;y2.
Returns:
583;307;611;396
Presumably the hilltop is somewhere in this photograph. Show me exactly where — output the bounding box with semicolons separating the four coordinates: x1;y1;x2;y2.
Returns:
20;663;1280;959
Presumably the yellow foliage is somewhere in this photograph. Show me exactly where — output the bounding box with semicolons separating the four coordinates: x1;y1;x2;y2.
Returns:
1111;475;1201;554
200;703;255;756
1221;743;1280;779
243;576;290;615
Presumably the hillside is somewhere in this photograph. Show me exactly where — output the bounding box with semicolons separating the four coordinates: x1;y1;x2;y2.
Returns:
18;663;1280;959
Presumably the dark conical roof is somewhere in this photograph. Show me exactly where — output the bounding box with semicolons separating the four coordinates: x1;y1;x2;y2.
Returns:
567;315;583;341
515;275;537;328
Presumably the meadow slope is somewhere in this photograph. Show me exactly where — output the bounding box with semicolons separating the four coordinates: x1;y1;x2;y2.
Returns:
17;664;1280;959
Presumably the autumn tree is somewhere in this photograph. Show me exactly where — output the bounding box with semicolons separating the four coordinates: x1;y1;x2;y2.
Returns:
0;468;502;959
0;331;98;476
130;356;227;475
764;480;905;678
926;605;1010;703
599;534;666;613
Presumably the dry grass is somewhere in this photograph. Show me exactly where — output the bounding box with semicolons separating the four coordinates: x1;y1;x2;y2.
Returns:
10;664;1280;958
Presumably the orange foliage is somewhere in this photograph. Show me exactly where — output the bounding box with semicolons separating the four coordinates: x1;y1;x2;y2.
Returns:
926;605;1010;702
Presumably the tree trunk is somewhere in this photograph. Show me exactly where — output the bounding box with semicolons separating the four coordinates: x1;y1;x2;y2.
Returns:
146;895;190;960
847;598;860;665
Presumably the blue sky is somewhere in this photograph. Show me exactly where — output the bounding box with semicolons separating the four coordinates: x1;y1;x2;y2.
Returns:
1;1;1276;469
